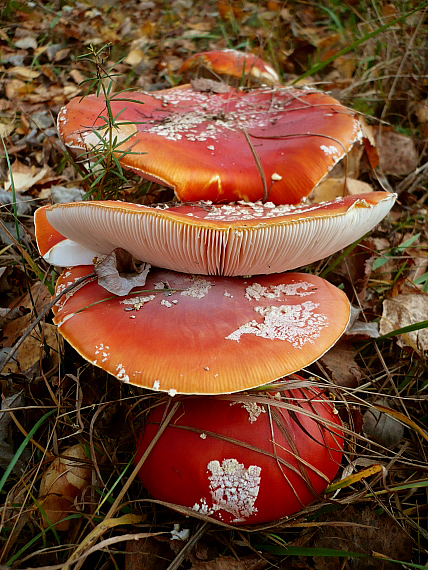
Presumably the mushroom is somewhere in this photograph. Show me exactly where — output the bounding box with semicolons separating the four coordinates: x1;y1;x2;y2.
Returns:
35;192;396;276
180;49;279;85
51;266;350;395
57;84;361;204
135;384;343;524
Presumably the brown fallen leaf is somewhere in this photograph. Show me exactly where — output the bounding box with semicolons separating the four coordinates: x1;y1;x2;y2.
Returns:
379;293;428;350
1;322;61;375
318;340;362;387
4;159;50;193
39;443;92;531
374;128;419;176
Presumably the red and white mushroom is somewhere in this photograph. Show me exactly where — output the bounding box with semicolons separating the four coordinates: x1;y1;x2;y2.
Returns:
35;192;395;276
180;49;279;85
57;84;361;205
135;385;343;524
51;266;350;395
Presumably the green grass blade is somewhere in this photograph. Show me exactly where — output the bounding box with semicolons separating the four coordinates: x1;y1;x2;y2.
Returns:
254;545;366;557
0;409;56;494
375;320;428;341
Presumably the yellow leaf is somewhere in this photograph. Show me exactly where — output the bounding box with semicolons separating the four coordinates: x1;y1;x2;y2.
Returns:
326;464;383;493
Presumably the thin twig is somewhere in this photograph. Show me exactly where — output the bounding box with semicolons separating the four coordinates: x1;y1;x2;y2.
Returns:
242;127;268;202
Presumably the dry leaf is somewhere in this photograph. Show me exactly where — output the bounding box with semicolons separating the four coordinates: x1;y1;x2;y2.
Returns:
363;399;404;448
94;249;151;295
318;340;362;387
39;444;92;531
4;159;49;193
311;177;374;203
7;66;41;80
124;48;145;65
379;294;428;350
374;128;419;176
1;323;61;374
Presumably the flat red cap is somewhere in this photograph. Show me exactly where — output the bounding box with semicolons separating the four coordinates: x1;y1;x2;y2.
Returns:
35;192;395;275
52;266;350;394
58;85;361;204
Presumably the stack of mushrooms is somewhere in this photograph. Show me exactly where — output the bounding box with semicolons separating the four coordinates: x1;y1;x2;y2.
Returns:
35;51;396;526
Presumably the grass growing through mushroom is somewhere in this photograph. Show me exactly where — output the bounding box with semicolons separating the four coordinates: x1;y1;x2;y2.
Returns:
1;0;428;568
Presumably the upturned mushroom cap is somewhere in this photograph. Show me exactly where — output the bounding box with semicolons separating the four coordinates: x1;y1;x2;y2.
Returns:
52;266;350;394
136;386;343;524
180;49;279;85
35;192;395;275
57;84;361;204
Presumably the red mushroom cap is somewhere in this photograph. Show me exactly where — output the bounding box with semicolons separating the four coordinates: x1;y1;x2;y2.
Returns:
57;84;361;204
35;192;395;275
52;266;350;394
135;385;343;524
180;49;279;85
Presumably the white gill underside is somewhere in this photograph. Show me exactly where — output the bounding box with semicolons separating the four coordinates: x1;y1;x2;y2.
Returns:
46;195;395;275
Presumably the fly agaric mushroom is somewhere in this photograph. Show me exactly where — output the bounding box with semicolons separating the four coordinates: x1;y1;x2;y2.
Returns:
135;385;343;524
51;266;350;395
57;84;362;205
35;192;395;275
180;49;279;85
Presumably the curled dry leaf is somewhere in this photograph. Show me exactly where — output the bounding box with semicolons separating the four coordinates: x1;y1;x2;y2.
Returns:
94;248;151;296
39;443;92;531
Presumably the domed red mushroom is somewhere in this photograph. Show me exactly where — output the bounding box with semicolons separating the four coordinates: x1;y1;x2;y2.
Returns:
51;266;350;395
135;385;343;524
35;192;395;275
180;49;279;85
57;84;361;205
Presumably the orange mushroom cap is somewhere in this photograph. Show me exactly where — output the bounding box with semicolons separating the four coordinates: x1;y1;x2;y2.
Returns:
52;266;350;394
57;84;361;205
180;49;279;85
136;386;343;524
35;192;395;275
